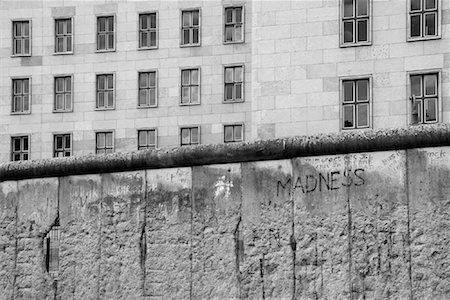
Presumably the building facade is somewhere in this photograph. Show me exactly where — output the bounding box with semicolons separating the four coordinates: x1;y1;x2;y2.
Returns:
0;0;449;161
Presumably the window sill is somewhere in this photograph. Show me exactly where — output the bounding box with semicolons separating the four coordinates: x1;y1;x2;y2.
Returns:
407;35;441;42
137;105;158;109
341;126;371;131
95;107;115;111
11;111;31;115
224;40;245;45
11;54;31;58
95;49;116;53
180;44;201;48
53;109;73;113
138;46;158;51
339;41;372;48
223;99;244;104
179;102;200;106
53;51;74;56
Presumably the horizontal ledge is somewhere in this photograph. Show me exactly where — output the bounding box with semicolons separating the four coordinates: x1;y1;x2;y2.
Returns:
1;124;450;182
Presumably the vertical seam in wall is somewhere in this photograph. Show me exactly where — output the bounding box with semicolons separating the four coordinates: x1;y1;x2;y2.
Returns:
404;150;413;299
189;167;194;300
346;156;353;300
142;170;148;296
97;176;103;300
290;158;296;300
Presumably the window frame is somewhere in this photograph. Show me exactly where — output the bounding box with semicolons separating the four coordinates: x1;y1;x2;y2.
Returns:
11;77;31;115
223;5;245;44
11;19;32;57
180;8;201;47
223;64;245;103
180;126;200;146
96;15;116;52
53;75;73;113
137;70;158;108
138;11;158;50
224;123;244;143
407;0;441;41
95;131;114;154
339;0;372;47
407;69;441;125
340;75;372;130
180;67;201;105
11;135;30;161
137;128;158;150
95;73;115;110
53;133;72;158
54;17;73;55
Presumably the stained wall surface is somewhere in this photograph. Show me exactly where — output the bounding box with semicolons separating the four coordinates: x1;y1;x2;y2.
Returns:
1;147;450;299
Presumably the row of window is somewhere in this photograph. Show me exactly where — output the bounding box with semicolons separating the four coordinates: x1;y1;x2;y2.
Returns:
11;6;243;56
10;0;441;57
10;65;244;114
10;124;244;161
343;72;439;129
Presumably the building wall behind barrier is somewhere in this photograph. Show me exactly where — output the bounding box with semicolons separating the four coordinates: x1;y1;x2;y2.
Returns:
1;147;450;298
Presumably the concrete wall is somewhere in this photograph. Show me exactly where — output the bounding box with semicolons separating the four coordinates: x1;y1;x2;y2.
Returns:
1;145;450;299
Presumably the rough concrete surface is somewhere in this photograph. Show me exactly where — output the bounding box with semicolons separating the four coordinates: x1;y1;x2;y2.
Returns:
1;146;450;299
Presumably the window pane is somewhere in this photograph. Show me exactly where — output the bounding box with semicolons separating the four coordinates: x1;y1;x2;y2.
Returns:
14;22;21;37
106;133;113;147
225;68;233;83
98;93;105;107
235;67;243;82
344;21;354;43
150;32;157;46
14;96;22;112
107;17;114;31
191;69;199;85
23;154;29;160
225;26;233;41
191;86;199;103
425;98;437;122
182;70;190;85
108;33;114;49
424;74;437;96
98;18;106;32
140;32;148;47
107;75;114;89
425;13;436;36
65;94;72;109
235;125;243;141
65;77;71;92
235;26;243;41
181;87;190;103
24;39;30;54
14;139;21;151
191;128;199;143
357;20;368;42
149;72;156;87
193;28;199;44
182;12;191;27
98;34;106;49
56;95;64;110
344;0;354;17
236;8;242;23
343;81;354;102
140;15;148;30
411;15;421;37
150;14;156;28
14;40;21;54
357;103;368;127
411;75;422;97
425;0;436;10
67;36;72;51
411;0;421;11
411;100;422;124
181;129;190;144
65;135;71;148
357;0;368;16
138;131;147;146
149;89;156;105
98;76;106;90
343;105;354;128
224;126;233;142
225;84;233;100
139;90;148;105
97;134;105;148
235;84;242;100
22;137;28;151
192;11;199;26
56;78;64;92
67;19;72;34
23;22;29;36
183;29;190;44
23;79;29;93
356;80;368;101
226;8;233;23
139;73;148;88
14;80;22;94
23;96;29;111
56;136;63;149
107;91;114;107
149;130;156;145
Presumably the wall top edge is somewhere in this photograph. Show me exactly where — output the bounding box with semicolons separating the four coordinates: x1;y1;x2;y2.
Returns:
1;124;450;182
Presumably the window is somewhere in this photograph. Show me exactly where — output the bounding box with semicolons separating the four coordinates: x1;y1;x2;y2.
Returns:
341;0;370;45
11;136;29;161
342;78;370;129
224;65;243;102
181;9;200;46
409;0;439;39
96;74;114;109
96;132;113;154
12;78;31;113
139;13;157;49
44;222;60;278
410;73;438;124
12;20;31;56
54;76;72;112
55;18;73;53
224;6;244;43
138;71;157;107
53;134;71;157
181;68;200;104
138;129;157;150
224;124;244;143
180;127;200;146
97;16;114;51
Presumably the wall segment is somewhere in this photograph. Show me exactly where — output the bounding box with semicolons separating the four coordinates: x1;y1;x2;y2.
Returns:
1;125;450;298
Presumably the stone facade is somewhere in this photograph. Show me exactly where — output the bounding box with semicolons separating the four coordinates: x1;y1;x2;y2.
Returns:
0;0;449;161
